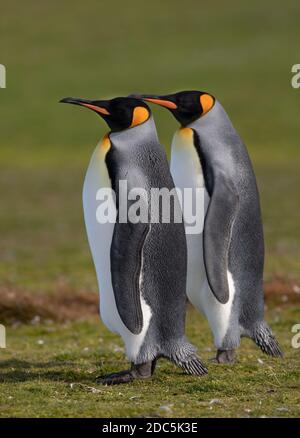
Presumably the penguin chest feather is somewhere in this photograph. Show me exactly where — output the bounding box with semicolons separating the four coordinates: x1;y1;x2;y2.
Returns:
170;128;208;289
82;141;151;361
170;128;236;347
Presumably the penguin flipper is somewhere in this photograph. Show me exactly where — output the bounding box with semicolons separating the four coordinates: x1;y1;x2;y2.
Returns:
203;172;239;304
110;220;149;335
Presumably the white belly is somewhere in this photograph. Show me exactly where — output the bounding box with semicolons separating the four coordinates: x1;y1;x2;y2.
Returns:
170;129;235;347
82;143;151;360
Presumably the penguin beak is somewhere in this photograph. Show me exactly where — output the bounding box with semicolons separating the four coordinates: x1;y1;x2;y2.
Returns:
59;97;110;115
135;94;177;110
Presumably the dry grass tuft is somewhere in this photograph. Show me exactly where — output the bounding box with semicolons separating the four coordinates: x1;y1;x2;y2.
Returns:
0;283;98;324
0;277;299;325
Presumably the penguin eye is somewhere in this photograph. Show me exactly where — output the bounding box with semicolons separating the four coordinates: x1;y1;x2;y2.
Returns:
130;106;149;128
200;94;215;115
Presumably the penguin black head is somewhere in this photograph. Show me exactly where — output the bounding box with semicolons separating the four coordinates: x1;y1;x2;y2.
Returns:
59;96;151;132
133;91;215;126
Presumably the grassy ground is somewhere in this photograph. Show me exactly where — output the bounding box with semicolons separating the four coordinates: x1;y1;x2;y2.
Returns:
0;0;300;417
0;304;299;418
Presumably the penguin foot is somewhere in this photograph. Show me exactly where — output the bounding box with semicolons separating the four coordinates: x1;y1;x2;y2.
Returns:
215;349;236;364
97;360;156;385
252;321;283;357
97;369;135;385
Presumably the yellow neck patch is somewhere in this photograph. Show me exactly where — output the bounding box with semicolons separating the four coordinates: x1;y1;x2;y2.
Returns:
130;106;149;128
179;127;193;139
200;94;214;115
100;133;111;154
175;127;194;150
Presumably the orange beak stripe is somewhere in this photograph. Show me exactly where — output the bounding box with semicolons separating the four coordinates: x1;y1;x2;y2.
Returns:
144;98;177;109
82;103;110;115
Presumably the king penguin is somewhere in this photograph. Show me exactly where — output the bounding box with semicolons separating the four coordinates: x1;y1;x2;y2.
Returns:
60;96;207;383
137;91;282;363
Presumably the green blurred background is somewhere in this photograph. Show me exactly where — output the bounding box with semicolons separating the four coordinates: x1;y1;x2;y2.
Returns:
0;0;299;294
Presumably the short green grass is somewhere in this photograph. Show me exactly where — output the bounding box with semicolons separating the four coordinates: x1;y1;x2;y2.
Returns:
1;305;299;418
0;0;300;418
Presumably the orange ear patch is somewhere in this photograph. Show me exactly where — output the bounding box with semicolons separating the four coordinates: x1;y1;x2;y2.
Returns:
82;103;110;115
200;94;214;115
144;98;177;109
130;106;149;128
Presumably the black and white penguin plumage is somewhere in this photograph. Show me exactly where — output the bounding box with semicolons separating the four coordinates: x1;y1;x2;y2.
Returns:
138;91;282;363
60;96;207;383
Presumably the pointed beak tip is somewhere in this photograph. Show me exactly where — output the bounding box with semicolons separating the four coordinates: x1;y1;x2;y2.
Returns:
59;97;73;104
140;96;177;109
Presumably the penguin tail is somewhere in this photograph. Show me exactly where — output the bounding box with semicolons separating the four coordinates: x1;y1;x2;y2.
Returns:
167;340;208;376
252;321;283;357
